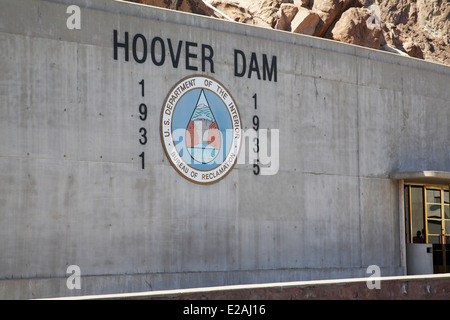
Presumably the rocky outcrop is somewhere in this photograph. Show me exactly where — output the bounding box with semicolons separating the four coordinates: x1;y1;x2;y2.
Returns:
127;0;450;66
375;0;449;65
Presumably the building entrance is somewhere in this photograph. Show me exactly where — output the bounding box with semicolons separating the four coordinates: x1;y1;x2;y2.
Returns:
405;184;450;273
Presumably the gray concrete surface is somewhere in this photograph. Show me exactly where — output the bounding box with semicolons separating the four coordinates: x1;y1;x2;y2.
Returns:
0;0;449;299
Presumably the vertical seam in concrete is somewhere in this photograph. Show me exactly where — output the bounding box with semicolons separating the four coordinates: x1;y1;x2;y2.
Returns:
398;179;407;275
356;59;362;269
399;76;407;275
235;177;239;271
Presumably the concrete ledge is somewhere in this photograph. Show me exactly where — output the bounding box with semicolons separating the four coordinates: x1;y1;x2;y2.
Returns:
390;171;450;184
44;274;450;300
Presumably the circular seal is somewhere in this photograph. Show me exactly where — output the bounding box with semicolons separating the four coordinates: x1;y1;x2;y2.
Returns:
161;75;242;184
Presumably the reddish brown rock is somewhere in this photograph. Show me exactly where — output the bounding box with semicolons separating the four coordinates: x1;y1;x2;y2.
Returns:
329;7;384;49
253;6;280;28
208;0;254;23
311;0;358;36
402;40;424;59
130;0;213;15
293;0;309;8
125;0;450;66
275;3;299;31
291;7;320;35
378;0;449;65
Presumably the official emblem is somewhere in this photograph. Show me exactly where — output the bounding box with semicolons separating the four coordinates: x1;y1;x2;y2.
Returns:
161;75;242;184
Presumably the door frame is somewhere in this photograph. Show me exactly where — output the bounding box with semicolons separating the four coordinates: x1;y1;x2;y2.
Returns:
404;183;450;273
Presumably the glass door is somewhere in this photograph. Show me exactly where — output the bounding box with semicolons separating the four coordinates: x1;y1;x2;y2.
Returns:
425;188;450;273
405;184;450;274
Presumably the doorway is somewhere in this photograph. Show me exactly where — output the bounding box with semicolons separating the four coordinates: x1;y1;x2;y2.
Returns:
405;184;450;273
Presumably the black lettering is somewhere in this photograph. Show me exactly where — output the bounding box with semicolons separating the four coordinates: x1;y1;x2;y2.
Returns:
139;79;144;97
168;39;183;68
113;31;220;74
234;49;246;77
186;41;198;71
248;52;261;80
139;127;147;145
132;33;147;63
139;103;147;121
201;44;214;73
253;115;259;131
113;30;129;61
253;161;260;175
151;37;165;66
139;152;145;170
262;54;277;82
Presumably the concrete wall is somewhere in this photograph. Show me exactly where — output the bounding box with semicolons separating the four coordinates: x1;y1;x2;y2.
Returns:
0;0;449;299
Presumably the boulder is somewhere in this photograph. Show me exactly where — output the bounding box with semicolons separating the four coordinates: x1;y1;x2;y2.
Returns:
291;7;320;35
329;7;384;49
208;0;255;23
130;0;214;15
130;0;170;9
275;3;299;31
253;6;280;28
207;0;274;27
293;0;310;8
402;40;424;59
311;0;357;36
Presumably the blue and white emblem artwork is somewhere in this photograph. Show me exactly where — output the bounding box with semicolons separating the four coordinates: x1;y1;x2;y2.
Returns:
185;89;221;164
161;75;242;184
